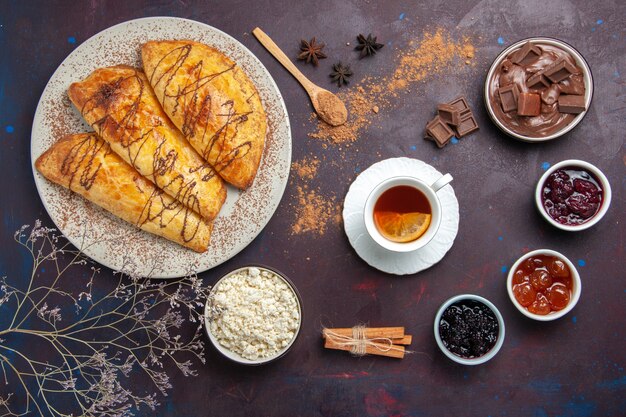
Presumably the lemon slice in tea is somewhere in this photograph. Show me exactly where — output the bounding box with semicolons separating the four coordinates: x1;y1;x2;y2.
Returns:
374;212;432;243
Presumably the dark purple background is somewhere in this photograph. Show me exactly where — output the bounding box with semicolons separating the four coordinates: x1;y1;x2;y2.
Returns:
1;1;624;416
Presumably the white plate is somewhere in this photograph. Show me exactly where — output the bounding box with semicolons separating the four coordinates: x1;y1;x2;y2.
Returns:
30;17;291;278
343;158;459;275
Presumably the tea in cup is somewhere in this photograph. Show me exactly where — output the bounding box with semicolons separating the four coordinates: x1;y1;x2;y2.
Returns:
363;174;452;252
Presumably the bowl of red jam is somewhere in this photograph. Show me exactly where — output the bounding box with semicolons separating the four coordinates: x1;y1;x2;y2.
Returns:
507;249;581;321
536;159;611;231
434;294;505;365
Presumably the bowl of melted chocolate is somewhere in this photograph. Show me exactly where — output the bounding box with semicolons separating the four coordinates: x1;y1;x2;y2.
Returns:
485;38;593;141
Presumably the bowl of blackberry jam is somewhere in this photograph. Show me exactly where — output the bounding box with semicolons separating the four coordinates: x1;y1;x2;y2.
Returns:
536;159;611;231
434;294;505;365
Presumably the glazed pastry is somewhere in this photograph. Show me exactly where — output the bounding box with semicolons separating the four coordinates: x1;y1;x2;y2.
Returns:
142;40;266;189
68;65;226;221
35;133;212;253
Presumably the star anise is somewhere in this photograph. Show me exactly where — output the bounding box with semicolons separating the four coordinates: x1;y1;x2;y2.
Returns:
329;62;353;87
297;37;327;66
355;33;384;58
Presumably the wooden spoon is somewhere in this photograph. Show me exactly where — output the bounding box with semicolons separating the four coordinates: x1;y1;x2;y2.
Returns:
252;27;348;127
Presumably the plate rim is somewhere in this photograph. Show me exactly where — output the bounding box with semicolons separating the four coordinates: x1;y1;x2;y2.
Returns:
30;16;292;278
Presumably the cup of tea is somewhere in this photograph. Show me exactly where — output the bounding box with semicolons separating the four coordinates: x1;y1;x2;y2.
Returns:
363;174;453;252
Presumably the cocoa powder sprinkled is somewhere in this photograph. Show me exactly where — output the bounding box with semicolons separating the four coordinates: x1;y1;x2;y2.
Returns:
291;157;320;181
291;186;341;235
308;28;475;144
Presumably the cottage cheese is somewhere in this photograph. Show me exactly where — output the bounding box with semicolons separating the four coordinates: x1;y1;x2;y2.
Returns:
209;267;300;361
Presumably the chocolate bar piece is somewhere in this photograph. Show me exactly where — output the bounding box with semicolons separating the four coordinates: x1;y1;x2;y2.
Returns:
425;116;455;148
437;104;461;126
526;72;551;90
511;41;542;66
558;95;586;114
517;93;541;116
423;131;451;148
454;113;479;138
447;96;471;117
543;58;578;83
559;74;585;95
498;84;520;112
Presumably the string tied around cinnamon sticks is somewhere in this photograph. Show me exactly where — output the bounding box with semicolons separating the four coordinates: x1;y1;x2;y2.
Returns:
322;325;414;359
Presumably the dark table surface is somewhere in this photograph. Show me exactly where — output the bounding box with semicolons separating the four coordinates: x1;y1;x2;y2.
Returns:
1;1;625;416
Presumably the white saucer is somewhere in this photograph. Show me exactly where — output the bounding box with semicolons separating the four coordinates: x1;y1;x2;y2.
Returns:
343;157;459;275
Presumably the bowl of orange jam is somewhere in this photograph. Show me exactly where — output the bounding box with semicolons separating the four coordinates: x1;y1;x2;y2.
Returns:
507;249;581;321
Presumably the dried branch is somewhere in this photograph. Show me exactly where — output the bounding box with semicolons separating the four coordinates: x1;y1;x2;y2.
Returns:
0;222;210;416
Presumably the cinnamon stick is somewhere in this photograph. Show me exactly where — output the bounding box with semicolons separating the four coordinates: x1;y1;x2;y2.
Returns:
324;338;405;359
392;335;413;346
323;327;404;340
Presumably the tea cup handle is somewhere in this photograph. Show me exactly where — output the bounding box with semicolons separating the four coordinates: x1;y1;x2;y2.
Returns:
430;173;453;192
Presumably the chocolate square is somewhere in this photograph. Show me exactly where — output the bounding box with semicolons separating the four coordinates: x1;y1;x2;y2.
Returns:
543;58;578;83
437;104;461;126
498;84;520;112
559;74;585;95
517;93;541;116
454;114;479;138
425;116;455;147
511;41;542;66
447;96;471;117
558;95;586;114
423;132;451;148
526;72;551;90
423;131;450;148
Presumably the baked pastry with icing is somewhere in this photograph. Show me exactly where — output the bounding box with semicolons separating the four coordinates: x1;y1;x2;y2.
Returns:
35;133;212;252
68;65;226;220
142;40;266;189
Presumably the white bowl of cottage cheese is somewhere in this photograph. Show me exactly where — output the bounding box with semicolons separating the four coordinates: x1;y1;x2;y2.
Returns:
204;265;302;365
